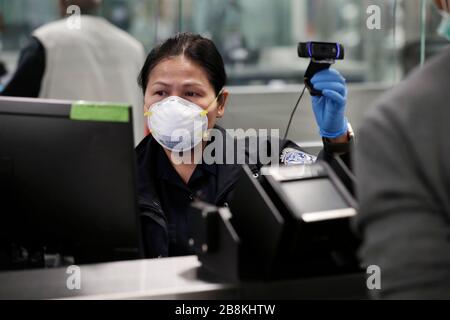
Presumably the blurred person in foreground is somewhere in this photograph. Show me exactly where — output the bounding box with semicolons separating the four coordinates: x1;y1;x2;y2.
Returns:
355;0;450;299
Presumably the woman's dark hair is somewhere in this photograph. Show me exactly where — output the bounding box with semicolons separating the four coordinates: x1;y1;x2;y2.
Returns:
138;32;227;96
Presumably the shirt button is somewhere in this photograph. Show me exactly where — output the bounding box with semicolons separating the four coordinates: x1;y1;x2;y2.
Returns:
189;194;195;201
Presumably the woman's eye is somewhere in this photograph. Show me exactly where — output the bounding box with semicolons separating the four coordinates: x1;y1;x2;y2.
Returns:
155;91;167;96
185;91;199;97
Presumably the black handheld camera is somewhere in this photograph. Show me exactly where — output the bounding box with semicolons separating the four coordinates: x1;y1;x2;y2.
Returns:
298;42;345;96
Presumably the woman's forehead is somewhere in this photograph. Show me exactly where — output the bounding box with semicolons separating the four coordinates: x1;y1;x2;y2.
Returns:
148;56;210;86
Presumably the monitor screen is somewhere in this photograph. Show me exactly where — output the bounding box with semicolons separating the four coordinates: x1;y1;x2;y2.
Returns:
0;97;142;269
280;178;348;218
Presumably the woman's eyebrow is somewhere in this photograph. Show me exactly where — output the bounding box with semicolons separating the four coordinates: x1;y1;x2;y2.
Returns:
181;80;205;87
150;81;170;87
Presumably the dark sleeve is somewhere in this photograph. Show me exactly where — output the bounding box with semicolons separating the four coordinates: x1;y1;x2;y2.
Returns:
1;37;45;98
354;104;450;299
141;213;169;259
318;139;354;194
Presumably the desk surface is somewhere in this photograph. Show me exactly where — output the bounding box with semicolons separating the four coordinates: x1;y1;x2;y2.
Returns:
0;256;367;300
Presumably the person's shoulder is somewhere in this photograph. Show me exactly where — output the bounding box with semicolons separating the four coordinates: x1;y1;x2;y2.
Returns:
112;29;145;53
397;46;450;104
98;18;145;54
134;134;155;165
362;46;450;132
32;19;67;38
135;134;153;156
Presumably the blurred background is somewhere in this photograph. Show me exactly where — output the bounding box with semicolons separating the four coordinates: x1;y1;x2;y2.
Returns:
0;0;447;144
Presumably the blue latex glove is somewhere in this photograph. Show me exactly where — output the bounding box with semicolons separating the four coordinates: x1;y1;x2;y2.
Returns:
310;68;348;139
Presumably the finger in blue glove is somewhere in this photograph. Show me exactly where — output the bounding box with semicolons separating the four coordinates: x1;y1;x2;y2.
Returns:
310;68;348;139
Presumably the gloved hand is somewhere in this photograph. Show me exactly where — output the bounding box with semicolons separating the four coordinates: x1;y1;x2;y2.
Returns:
310;68;348;139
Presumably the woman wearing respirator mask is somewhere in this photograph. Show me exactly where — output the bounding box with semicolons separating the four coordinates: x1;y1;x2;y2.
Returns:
136;33;353;258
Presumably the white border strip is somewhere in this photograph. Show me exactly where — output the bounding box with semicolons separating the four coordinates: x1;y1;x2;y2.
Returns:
302;208;356;223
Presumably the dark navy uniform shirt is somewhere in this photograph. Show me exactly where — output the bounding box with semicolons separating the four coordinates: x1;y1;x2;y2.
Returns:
153;145;218;257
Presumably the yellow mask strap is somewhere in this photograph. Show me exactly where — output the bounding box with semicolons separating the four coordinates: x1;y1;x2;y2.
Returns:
201;89;224;117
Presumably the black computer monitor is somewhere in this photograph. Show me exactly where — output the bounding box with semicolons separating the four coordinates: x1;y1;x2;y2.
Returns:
0;97;142;270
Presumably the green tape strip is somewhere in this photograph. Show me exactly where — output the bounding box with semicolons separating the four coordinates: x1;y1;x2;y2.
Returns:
70;101;130;123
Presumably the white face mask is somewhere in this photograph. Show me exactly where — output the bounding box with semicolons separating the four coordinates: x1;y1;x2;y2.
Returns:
146;93;221;153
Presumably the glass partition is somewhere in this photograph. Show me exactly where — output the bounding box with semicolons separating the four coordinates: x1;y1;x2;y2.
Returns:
0;0;448;87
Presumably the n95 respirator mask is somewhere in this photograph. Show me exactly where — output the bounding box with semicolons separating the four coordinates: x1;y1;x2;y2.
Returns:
146;96;209;153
